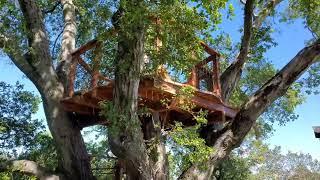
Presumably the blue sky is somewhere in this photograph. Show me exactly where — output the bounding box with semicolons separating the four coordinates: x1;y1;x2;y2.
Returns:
217;0;320;159
1;0;320;160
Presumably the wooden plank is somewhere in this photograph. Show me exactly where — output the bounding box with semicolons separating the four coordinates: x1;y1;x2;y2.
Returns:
71;39;98;56
200;42;220;56
212;57;221;96
61;101;98;115
195;55;215;68
186;68;199;88
191;96;237;118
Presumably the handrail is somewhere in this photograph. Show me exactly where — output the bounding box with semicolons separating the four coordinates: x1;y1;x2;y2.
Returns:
67;38;221;98
187;43;221;97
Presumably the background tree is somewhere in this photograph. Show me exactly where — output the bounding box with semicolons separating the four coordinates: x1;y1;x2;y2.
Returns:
0;0;320;179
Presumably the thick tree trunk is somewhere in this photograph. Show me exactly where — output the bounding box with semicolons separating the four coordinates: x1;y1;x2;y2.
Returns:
108;4;153;179
14;1;94;179
39;81;93;180
142;112;169;180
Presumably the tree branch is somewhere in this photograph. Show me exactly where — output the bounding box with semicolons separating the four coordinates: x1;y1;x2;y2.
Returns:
220;0;283;101
0;160;61;180
56;0;77;95
0;34;39;83
179;40;320;180
42;1;61;14
18;0;51;65
220;0;255;100
254;0;283;28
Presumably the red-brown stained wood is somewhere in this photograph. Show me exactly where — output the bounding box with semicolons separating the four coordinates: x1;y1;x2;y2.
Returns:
61;78;237;128
200;42;220;56
186;68;199;88
195;55;215;68
212;56;221;96
63;39;236;128
71;39;98;56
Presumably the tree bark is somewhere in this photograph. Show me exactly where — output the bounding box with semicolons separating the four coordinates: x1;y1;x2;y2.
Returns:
9;1;95;179
220;0;255;101
220;0;283;101
198;0;284;168
108;3;153;179
179;40;320;180
142;112;169;180
41;83;94;180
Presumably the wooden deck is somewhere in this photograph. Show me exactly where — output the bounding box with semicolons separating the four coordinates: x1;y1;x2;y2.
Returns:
60;39;238;129
61;77;237;128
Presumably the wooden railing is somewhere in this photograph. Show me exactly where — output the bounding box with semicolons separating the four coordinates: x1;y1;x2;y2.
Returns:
67;40;221;98
186;42;221;97
67;41;111;97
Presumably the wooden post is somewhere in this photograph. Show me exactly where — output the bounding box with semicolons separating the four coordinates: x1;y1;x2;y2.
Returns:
212;55;221;96
187;68;199;89
91;42;102;97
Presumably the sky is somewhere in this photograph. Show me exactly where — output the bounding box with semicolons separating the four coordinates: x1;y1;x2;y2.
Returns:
1;0;320;160
217;0;320;159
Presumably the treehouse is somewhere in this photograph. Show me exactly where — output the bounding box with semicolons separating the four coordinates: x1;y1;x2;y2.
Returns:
61;40;238;129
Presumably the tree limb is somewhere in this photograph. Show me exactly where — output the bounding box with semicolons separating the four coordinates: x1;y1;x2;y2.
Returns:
43;1;61;14
0;160;61;180
179;40;320;180
220;0;255;100
18;0;51;66
220;0;283;101
0;34;40;83
56;0;77;95
254;0;283;28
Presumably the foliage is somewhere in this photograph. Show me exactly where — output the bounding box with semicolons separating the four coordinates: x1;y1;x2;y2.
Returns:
1;0;320;179
215;154;252;180
168;85;213;176
83;126;115;180
19;133;58;171
99;100;141;137
0;81;43;157
280;0;320;95
252;146;320;180
282;0;320;38
170;122;214;166
215;141;320;180
0;81;56;179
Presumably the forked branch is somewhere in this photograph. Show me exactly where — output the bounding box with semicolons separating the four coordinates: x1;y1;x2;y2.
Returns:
179;40;320;180
220;0;283;100
220;0;255;100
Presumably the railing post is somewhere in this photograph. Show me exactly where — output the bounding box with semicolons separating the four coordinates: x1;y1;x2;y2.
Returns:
187;68;199;89
212;55;221;96
91;42;102;97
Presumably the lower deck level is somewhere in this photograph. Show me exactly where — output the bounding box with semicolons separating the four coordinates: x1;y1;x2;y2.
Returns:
61;77;237;129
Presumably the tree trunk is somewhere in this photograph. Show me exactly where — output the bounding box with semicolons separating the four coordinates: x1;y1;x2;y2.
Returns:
40;82;94;180
142;112;169;180
108;4;153;179
14;1;94;179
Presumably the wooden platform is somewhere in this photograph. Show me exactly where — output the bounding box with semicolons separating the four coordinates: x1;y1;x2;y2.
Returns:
60;39;238;128
61;77;237;128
